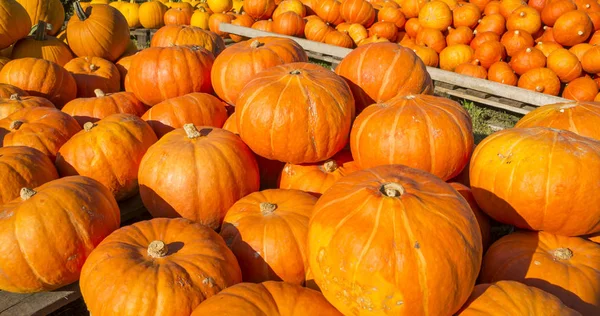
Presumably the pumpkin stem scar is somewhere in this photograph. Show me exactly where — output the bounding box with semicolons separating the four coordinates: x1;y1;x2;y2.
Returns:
380;183;405;197
20;188;37;200
9;94;20;101
9;120;23;130
553;248;574;260
83;122;97;131
260;202;277;215
250;40;264;48
289;69;301;75
147;240;169;258
89;64;98;71
323;160;338;172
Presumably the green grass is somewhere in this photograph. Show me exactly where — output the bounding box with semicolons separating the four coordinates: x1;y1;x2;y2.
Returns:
460;100;521;144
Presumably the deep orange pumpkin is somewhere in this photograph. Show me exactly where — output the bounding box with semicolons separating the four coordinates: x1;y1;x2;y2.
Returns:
487;61;518;85
339;0;375;26
509;47;547;75
453;3;481;29
506;5;542;34
470;31;500;50
449;182;491;252
474;14;506;35
562;76;598;101
61;90;146;127
501;30;534;57
515;101;600;140
314;0;344;25
411;45;439;67
244;0;276;20
377;6;406;28
0;0;32;50
252;19;274;32
415;27;447;53
541;0;577;27
546;48;582;82
535;40;563;57
0;83;27;99
304;17;334;42
473;40;506;68
150;25;226;56
552;10;593;46
64;56;121;98
455;59;488;78
164;7;193;25
369;21;399;41
446;26;475;46
0;94;54;120
272;11;306;36
517;67;561;95
582;45;600;74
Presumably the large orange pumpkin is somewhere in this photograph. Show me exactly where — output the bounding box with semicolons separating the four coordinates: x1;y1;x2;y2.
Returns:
308;165;483;315
61;89;147;127
150;25;226;56
480;231;600;315
351;94;473;181
138;125;260;230
11;20;73;67
335;42;433;113
0;83;27;98
80;217;242;315
127;45;214;106
236;62;354;164
141;92;228;138
220;189;317;284
515;101;600;140
0;58;77;108
67;3;130;62
470;127;600;236
64;56;121;98
0;176;120;293
16;0;64;36
0;0;31;50
449;182;491;252
0;94;54;120
314;0;344;25
339;0;375;26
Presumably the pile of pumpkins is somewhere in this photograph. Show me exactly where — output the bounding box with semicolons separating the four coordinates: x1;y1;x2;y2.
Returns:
2;0;600;315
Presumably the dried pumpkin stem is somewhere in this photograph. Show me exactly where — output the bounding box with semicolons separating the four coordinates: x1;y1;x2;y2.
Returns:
83;122;97;131
89;64;97;71
147;240;169;258
553;248;573;260
250;40;264;48
20;188;37;200
535;86;544;92
184;124;202;138
9;94;20;101
73;1;88;21
323;160;338;173
94;89;105;97
34;20;48;41
260;202;278;215
10;120;23;130
380;183;405;198
289;69;301;75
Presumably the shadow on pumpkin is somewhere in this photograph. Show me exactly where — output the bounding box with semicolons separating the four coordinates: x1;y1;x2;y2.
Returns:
144;120;175;139
70;115;101;128
525;278;598;315
166;241;184;255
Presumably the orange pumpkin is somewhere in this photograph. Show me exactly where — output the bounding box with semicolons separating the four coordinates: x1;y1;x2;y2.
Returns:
369;21;399;41
139;125;260;229
515;101;600;140
10;20;73;67
245;0;276;19
351;94;473;180
562;76;598;101
0;83;27;99
314;0;344;25
487;61;518;85
404;17;422;37
546;48;582;82
164;7;193;25
471;127;600;235
484;0;502;15
0;176;120;293
439;44;475;71
455;59;488;78
535;40;563;57
449;182;491;251
273;0;306;18
252;19;275;32
211;37;307;106
237;63;354;164
536;25;557;42
324;30;354;47
499;0;527;18
541;0;578;27
418;1;453;31
552;10;593;46
308;165;483;315
273;11;306;36
589;29;600;44
473;40;506;68
208;13;234;37
80;217;242;315
339;0;376;26
471;0;491;10
474;14;506;35
453;3;481;29
506;5;542;34
501;30;534;57
335;43;433;113
412;45;439;67
480;231;600;315
518;67;561;95
415;27;447;53
220;189;317;284
229;13;255;42
0;0;31;50
446;26;475;46
149;25;225;56
568;43;592;61
0;94;54;120
470;31;500;50
61;90;146;127
582;45;600;74
528;0;548;11
64;56;120;98
377;6;406;28
141;93;228;138
401;0;430;18
304;17;334;42
509;47;547;75
347;23;369;43
139;0;168;28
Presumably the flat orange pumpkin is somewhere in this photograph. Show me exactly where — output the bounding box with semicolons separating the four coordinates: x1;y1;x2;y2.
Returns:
515;101;600;140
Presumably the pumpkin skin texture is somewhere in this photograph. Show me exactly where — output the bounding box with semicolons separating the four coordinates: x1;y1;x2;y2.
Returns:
164;7;193;26
480;231;600;315
149;25;226;56
0;107;81;160
470;127;600;236
141;93;228;138
439;44;475;71
220;189;317;284
236;62;354;164
16;0;64;36
64;56;121;98
0;0;31;50
0;176;120;293
487;61;518;86
0;83;27;98
546;48;582;83
552;10;593;47
127;46;214;106
61;89;147;127
80;218;242;316
67;4;130;62
0;58;77;108
339;0;376;26
0;146;58;205
0;94;55;120
55;114;158;201
418;1;453;31
308;165;483;315
518;67;561;96
139;0;167;29
563;76;599;102
245;0;276;20
515;102;600;140
449;182;491;252
11;21;73;67
351;94;474;181
458;280;581;315
138;125;260;230
211;37;308;106
191;281;342;315
335;42;433;113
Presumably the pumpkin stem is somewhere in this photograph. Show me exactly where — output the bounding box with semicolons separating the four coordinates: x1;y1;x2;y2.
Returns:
323;159;338;172
535;86;544;92
94;89;106;97
519;11;525;17
33;20;48;41
380;183;405;197
83;122;97;131
577;30;584;36
514;30;519;35
260;202;277;215
73;1;88;21
89;64;97;71
525;48;532;53
289;69;301;75
9;120;23;130
147;240;169;258
250;40;264;48
20;188;37;200
553;248;573;260
183;124;211;138
404;95;416;100
9;94;21;101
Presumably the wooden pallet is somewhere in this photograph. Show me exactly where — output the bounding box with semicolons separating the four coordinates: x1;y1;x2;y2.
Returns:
0;195;148;316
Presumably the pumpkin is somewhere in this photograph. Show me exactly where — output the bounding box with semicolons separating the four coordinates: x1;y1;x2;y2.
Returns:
220;189;317;284
208;13;233;37
473;40;506;68
139;0;167;28
351;94;473;180
272;11;305;36
582;45;600;74
279;150;360;195
0;0;31;50
518;67;561;95
304;18;332;42
347;23;368;43
245;0;276;19
164;7;194;25
115;54;134;89
0;58;77;108
480;231;600;315
16;0;64;36
61;89;146;127
314;0;344;25
541;0;577;27
127;45;214;106
369;21;399;41
487;61;518;85
412;45;439;67
471;0;491;10
553;10;593;46
471;127;600;235
340;0;376;26
308;164;482;315
0;176;120;293
211;38;307;106
499;0;526;18
64;56;121;98
191;281;341;315
377;6;406;28
589;29;600;44
67;3;130;62
455;59;488;78
117;0;141;28
449;182;491;252
141;93;227;138
415;27;446;53
150;25;226;56
484;0;501;15
536;25;557;42
0;83;26;98
404;17;422;38
446;26;474;46
561;76;598;101
439;44;474;71
515;101;600;140
80;217;242;316
230;13;255;42
507;5;542;34
401;0;430;18
501;30;534;57
252;19;275;32
453;3;481;29
237;63;354;164
535;40;562;57
474;14;506;35
335;43;433;113
324;30;354;47
509;47;546;75
273;0;306;18
0;94;54;120
544;48;581;83
470;31;500;50
0;146;58;205
139;125;259;229
11;21;73;67
458;280;580;315
191;7;211;29
418;1;453;31
207;0;233;12
528;0;547;11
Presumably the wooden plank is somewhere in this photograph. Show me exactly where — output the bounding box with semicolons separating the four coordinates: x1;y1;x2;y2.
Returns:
435;86;530;115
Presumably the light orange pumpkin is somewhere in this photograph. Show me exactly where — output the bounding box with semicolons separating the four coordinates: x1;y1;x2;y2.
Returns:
506;5;542;34
515;101;600;140
500;29;534;57
455;59;488;78
0;94;54;120
61;89;147;127
0;0;31;50
452;3;481;29
418;1;453;31
517;67;561;95
245;0;277;20
487;61;518;85
64;56;121;98
439;44;474;71
582;45;600;74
